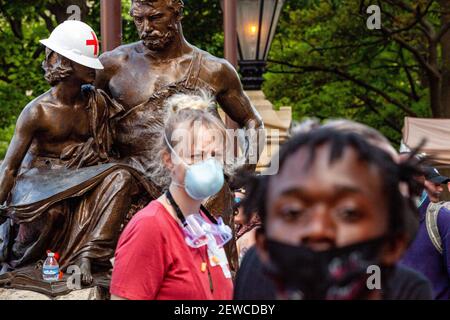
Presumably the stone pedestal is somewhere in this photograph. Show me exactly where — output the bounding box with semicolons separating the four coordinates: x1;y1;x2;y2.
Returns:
244;90;292;172
0;287;103;300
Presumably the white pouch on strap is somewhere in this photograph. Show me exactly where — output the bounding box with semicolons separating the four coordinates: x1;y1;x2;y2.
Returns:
425;202;448;255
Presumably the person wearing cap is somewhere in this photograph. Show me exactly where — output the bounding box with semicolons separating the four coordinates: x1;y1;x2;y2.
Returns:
0;21;152;287
401;166;450;299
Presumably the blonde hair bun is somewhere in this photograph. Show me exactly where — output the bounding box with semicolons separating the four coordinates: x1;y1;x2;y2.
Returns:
164;89;216;116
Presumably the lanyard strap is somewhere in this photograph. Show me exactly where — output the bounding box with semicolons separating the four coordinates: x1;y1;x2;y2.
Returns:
165;190;218;226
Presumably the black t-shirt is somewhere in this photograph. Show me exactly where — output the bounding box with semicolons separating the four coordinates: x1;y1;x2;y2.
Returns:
234;246;433;300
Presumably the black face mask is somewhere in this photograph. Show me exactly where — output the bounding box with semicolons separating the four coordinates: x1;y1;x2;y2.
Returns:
265;237;389;300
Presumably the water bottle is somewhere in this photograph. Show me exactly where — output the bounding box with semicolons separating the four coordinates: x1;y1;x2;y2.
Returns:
42;252;59;281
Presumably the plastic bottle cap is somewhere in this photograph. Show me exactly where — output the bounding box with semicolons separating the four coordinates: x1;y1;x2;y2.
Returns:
48;252;55;257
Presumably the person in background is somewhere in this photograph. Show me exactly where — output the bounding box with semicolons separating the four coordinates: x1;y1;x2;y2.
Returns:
234;188;261;264
234;127;432;300
110;92;234;300
401;166;450;300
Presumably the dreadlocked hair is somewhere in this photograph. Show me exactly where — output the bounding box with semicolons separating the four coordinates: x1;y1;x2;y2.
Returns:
238;127;423;243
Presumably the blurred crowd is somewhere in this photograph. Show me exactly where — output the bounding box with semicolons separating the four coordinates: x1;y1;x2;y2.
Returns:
110;92;449;300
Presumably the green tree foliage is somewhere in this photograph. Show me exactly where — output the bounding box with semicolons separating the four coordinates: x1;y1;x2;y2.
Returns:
265;0;450;144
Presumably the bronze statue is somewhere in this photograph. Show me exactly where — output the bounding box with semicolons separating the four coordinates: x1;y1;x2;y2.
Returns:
0;21;157;295
95;0;264;271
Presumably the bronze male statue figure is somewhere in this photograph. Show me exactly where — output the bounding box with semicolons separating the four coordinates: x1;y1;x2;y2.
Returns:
95;0;264;271
96;0;263;170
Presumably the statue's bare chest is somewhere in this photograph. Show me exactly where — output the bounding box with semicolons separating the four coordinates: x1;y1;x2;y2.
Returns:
37;104;90;147
108;58;192;110
27;108;89;162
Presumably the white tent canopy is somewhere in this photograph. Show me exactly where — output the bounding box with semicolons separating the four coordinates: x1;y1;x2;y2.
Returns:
403;117;450;166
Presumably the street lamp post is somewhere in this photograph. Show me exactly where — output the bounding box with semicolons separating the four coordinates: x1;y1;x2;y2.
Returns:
100;0;122;52
223;0;291;173
223;0;239;131
236;0;285;90
223;0;238;68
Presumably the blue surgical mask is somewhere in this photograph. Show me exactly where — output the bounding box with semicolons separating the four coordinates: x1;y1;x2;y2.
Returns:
164;133;225;200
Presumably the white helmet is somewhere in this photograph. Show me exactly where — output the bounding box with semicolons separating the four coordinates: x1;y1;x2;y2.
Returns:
40;20;104;70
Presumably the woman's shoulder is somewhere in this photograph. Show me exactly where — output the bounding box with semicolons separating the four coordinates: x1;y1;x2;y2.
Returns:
123;200;173;235
136;200;167;217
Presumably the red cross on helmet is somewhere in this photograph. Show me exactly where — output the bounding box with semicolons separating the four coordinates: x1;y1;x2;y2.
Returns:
40;20;103;70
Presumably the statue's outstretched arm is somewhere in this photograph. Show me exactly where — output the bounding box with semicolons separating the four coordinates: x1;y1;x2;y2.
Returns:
216;61;266;168
0;105;40;205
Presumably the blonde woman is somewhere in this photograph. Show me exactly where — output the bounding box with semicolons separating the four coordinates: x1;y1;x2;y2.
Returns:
110;92;234;300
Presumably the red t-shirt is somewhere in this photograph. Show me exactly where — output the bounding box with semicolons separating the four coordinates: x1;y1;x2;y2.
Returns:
110;200;234;300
